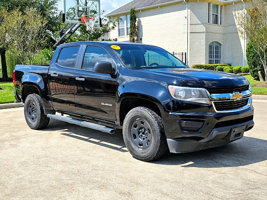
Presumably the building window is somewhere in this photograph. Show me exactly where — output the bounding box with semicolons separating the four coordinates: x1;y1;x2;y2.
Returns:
208;3;211;23
209;42;221;64
220;6;223;25
212;4;219;24
118;16;125;36
126;15;130;35
208;4;222;25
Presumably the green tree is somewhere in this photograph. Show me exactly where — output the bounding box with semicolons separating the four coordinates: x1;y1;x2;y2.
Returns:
247;40;266;80
5;8;48;64
238;0;267;81
129;8;138;43
0;9;9;79
69;16;117;42
0;0;60;78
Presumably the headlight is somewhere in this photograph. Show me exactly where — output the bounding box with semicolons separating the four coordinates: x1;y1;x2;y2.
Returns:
168;85;211;105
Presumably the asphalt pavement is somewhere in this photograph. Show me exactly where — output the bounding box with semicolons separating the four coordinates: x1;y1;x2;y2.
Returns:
0;99;266;199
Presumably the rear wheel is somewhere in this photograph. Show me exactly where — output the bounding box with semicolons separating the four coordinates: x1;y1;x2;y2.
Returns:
123;107;168;161
24;94;50;130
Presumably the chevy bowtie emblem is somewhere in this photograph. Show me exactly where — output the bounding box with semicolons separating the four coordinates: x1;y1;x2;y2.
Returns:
233;92;242;100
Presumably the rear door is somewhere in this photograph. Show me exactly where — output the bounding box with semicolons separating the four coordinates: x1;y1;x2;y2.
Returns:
48;45;82;114
74;45;118;123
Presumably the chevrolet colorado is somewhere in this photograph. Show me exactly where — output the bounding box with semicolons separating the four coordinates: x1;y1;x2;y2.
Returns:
13;42;254;161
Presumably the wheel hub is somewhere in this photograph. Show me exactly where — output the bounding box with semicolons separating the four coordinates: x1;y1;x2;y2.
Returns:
130;118;152;150
138;127;148;140
27;101;37;122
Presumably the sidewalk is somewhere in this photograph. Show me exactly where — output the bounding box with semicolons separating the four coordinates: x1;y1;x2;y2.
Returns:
0;95;266;110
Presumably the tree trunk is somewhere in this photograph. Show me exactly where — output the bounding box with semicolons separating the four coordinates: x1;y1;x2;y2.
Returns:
0;49;8;80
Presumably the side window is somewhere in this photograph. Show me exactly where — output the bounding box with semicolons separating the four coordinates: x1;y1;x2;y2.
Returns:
57;46;80;68
82;46;113;71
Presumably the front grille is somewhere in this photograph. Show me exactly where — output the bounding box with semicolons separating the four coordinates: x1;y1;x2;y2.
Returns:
213;98;249;111
207;85;249;94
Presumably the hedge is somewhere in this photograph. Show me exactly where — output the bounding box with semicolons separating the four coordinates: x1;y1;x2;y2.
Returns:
223;66;233;73
216;66;224;71
191;63;231;71
192;64;250;74
233;66;242;74
241;66;249;73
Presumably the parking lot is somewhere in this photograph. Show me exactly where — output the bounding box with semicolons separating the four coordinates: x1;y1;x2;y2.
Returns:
0;99;267;200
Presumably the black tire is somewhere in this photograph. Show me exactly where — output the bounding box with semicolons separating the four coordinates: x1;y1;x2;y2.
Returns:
24;94;50;130
123;107;168;161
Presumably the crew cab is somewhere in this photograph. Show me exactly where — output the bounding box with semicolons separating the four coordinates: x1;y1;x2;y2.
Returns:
13;42;254;161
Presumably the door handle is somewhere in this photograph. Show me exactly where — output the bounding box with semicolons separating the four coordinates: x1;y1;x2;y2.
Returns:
51;73;58;77
76;77;85;81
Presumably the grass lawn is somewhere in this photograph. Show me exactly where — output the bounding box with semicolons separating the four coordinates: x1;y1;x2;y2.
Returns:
0;82;15;103
243;75;267;95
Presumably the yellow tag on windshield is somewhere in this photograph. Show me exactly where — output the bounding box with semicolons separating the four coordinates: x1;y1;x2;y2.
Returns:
111;45;121;50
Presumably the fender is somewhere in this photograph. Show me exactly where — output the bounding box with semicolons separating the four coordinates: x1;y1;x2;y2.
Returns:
116;80;173;125
22;72;45;93
21;73;54;114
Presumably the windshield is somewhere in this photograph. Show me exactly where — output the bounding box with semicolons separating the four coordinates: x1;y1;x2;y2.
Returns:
111;44;186;69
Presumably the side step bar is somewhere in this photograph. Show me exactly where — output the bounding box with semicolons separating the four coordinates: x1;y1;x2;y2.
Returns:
47;114;115;134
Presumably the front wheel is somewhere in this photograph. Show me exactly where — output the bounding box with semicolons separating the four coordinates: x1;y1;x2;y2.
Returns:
123;107;168;161
24;94;50;130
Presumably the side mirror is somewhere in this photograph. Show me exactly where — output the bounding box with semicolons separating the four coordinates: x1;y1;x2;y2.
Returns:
94;62;114;75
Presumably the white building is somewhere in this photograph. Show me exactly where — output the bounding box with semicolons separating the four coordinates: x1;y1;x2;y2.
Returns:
106;0;248;66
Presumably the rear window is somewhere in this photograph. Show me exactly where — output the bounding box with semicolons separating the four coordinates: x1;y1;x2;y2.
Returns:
57;46;80;68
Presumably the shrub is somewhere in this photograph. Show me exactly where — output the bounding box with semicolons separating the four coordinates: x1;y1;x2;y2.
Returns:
246;41;265;80
233;66;242;74
6;50;20;78
191;63;231;71
31;48;54;65
241;66;250;73
216;66;224;71
223;66;233;73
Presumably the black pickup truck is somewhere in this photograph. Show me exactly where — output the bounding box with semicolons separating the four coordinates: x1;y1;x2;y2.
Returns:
14;42;254;161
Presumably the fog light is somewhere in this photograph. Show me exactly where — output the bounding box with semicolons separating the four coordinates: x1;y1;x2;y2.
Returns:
180;120;204;132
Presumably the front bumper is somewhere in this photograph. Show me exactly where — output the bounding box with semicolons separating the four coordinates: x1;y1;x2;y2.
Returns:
167;119;254;153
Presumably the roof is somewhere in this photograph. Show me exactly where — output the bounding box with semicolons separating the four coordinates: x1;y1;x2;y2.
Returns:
107;0;180;17
59;41;150;48
106;0;245;17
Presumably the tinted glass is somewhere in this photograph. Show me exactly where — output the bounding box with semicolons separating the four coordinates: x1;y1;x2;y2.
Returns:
111;45;186;69
82;46;113;71
57;46;79;68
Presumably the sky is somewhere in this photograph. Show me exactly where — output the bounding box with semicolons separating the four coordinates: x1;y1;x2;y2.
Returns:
58;0;132;15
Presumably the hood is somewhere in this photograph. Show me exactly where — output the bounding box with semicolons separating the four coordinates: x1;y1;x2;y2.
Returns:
142;68;249;88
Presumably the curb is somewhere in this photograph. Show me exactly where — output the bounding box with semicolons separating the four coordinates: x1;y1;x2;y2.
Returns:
0;102;24;110
252;95;267;100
